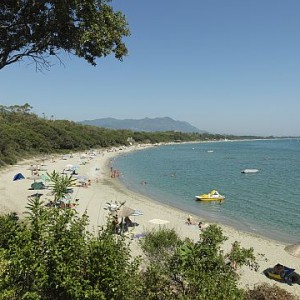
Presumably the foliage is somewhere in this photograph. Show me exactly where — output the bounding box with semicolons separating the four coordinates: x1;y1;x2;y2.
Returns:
139;228;184;299
0;0;130;70
139;225;258;299
0;212;19;249
0;195;141;299
0;104;245;168
140;227;183;264
47;170;76;204
0;191;296;299
245;283;298;300
225;240;258;271
86;228;142;299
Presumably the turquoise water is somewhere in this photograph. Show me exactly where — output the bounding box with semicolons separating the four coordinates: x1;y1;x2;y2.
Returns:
114;139;300;244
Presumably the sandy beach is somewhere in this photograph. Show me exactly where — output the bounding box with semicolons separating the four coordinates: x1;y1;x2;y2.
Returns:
0;145;299;297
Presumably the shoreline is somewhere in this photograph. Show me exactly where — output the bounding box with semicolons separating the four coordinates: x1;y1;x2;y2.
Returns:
113;140;298;245
0;144;299;296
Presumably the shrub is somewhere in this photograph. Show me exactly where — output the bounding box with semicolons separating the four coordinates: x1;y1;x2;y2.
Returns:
245;283;298;300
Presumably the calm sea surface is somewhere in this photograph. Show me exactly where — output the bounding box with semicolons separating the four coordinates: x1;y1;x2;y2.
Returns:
114;139;300;244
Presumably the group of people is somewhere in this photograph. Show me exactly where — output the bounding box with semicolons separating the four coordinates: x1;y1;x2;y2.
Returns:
112;215;134;234
110;167;120;178
44;198;80;209
186;215;204;229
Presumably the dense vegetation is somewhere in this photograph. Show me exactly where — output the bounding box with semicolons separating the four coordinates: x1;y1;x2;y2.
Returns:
0;196;295;299
0;104;249;167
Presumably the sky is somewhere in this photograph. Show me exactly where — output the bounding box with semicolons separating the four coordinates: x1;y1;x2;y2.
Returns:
1;0;300;137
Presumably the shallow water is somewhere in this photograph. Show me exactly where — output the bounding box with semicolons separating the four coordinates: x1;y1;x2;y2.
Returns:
114;139;300;244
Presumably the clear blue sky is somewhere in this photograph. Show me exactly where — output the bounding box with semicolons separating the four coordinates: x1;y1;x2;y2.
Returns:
1;0;300;136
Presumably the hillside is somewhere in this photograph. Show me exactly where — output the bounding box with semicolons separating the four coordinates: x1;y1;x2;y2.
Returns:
0;104;264;167
79;117;204;133
0;105;223;167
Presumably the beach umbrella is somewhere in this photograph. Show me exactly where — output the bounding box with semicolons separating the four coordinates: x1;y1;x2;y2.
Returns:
31;182;46;190
77;175;88;183
38;167;48;171
148;219;170;225
40;174;50;182
131;209;143;216
13;173;25;181
105;202;119;211
284;243;300;258
65;164;74;171
113;206;135;218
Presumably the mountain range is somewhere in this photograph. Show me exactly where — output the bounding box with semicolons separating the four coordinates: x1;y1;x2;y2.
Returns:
79;117;204;133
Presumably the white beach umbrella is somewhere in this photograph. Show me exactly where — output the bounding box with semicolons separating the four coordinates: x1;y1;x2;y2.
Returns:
65;164;74;170
148;219;170;225
131;209;143;216
105;203;120;211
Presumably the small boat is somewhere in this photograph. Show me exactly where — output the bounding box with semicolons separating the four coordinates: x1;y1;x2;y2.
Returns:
241;169;259;174
195;190;225;201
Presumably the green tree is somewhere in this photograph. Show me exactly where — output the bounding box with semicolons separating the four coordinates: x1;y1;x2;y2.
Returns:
47;170;76;205
0;0;130;70
0;213;19;249
0;185;141;299
140;225;258;299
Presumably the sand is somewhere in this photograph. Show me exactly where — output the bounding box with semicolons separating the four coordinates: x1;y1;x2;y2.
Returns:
1;144;299;297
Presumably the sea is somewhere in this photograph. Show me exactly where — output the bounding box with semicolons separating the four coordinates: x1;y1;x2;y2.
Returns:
113;139;300;244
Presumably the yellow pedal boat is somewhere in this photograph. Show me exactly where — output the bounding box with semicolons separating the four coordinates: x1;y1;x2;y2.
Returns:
195;190;225;201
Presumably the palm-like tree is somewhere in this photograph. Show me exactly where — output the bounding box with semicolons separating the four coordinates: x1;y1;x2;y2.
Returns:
47;170;76;205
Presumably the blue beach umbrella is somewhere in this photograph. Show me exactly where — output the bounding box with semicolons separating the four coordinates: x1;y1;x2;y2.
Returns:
13;173;25;181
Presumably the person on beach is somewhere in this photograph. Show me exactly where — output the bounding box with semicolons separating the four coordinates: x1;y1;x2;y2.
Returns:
125;216;133;226
186;215;197;225
124;216;133;231
112;215;120;234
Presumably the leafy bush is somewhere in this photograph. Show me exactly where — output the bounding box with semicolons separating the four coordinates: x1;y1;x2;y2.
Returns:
140;227;183;263
245;283;298;300
139;225;259;299
0;213;19;249
0;194;141;299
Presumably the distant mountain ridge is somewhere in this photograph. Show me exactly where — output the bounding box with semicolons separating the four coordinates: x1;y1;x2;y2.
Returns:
80;117;204;133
